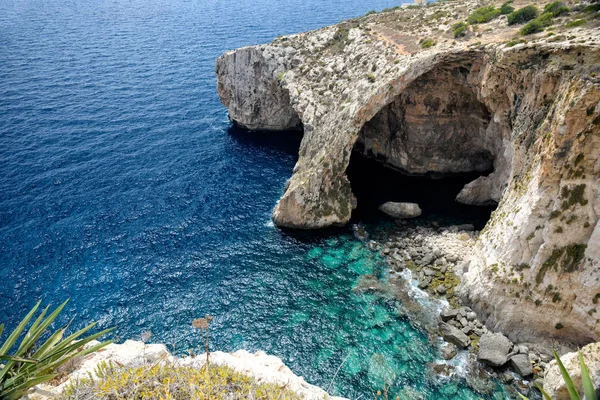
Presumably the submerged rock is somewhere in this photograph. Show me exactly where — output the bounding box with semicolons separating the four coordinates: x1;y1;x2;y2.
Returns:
441;342;458;360
378;202;422;219
478;332;513;367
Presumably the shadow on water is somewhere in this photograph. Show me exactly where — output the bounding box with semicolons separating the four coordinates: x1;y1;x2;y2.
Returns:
227;124;303;157
228;125;496;238
347;152;497;230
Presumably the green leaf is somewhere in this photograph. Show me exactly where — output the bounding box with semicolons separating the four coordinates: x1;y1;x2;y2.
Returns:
518;394;529;400
554;349;581;400
0;323;4;338
0;300;41;356
535;382;554;400
31;326;66;359
1;373;57;400
0;355;39;364
15;300;69;358
0;300;42;382
579;350;598;400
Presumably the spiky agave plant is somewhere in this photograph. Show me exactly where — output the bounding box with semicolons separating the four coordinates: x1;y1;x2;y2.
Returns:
520;349;597;400
0;300;114;400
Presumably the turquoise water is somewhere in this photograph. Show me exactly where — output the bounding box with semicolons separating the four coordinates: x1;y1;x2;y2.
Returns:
0;0;512;397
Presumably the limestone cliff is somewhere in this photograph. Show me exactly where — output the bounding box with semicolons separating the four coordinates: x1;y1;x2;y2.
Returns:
216;0;600;345
27;341;345;400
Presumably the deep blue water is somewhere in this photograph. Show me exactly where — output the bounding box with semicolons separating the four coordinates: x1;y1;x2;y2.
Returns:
0;0;510;398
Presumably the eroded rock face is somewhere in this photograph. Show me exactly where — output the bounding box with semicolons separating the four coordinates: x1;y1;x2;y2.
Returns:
216;46;302;131
357;67;495;176
216;0;600;344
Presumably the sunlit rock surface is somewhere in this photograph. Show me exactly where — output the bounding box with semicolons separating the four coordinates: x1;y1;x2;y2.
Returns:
27;340;346;400
216;0;600;345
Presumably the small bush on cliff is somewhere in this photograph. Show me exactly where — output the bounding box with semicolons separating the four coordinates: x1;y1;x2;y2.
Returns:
521;19;544;35
508;5;539;25
521;12;555;35
543;1;569;17
420;38;436;48
452;22;468;38
0;300;113;400
500;1;515;15
565;19;586;28
468;5;500;24
61;362;302;400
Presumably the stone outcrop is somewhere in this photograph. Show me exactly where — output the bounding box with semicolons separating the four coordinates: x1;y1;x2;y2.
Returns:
543;342;600;400
216;0;600;345
27;340;345;400
216;46;302;131
379;201;421;218
478;332;513;367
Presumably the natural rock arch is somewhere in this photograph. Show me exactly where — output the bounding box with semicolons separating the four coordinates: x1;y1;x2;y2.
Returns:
351;62;502;209
216;25;600;344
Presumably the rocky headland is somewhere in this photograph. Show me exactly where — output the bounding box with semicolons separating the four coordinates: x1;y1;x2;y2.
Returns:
216;0;600;352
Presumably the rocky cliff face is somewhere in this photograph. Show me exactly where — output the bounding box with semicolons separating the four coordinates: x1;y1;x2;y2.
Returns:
216;0;600;345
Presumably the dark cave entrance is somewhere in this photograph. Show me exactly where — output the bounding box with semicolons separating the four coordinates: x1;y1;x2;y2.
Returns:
347;153;496;230
347;65;499;230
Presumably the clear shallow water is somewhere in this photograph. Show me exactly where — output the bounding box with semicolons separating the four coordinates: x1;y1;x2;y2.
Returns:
0;0;509;398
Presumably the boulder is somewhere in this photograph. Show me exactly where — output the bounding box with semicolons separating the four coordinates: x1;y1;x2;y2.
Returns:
379;202;422;219
543;342;600;400
478;332;512;367
510;354;533;377
440;308;458;322
439;322;470;349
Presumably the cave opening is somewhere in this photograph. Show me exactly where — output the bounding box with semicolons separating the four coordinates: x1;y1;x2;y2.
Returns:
347;65;499;230
347;153;496;230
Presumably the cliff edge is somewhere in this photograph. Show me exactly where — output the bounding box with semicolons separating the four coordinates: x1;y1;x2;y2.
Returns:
216;0;600;345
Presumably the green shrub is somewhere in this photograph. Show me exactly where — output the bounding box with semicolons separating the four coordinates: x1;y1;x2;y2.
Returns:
61;362;302;400
521;19;544;35
565;19;586;28
367;74;376;83
544;1;569;17
365;10;377;16
452;22;468;38
505;38;527;47
468;5;500;24
500;2;515;15
508;5;539;25
0;300;113;400
584;4;600;13
421;38;436;48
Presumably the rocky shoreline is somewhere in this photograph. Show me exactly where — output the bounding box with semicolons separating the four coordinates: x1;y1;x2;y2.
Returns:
362;217;572;398
216;0;600;346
